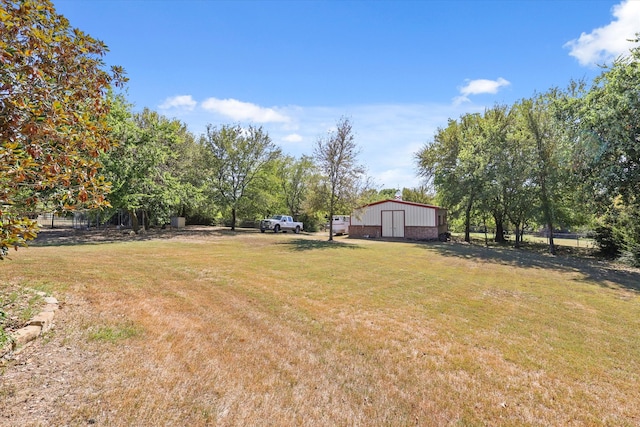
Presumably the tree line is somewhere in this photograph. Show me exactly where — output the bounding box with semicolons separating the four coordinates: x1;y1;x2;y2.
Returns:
99;98;425;235
416;38;640;265
1;0;433;257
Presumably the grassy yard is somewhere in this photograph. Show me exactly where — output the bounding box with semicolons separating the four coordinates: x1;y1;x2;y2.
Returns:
1;227;639;426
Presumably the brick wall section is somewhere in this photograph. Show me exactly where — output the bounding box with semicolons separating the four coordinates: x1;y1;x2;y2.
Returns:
349;225;442;240
349;225;381;238
405;226;439;240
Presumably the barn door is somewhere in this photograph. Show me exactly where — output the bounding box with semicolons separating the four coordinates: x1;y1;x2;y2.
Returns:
393;211;405;237
382;211;393;236
382;210;404;237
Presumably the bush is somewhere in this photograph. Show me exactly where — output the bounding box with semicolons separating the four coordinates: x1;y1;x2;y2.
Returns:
297;213;321;232
618;250;640;267
185;213;217;226
593;225;622;258
239;219;259;228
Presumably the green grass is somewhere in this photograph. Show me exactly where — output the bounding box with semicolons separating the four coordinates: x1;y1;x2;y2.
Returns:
0;311;9;347
0;286;45;346
1;228;639;426
87;321;143;342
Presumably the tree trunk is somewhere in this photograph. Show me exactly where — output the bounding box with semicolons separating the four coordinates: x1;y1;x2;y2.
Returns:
231;207;236;231
328;209;334;241
129;209;140;233
547;223;556;255
464;197;473;243
493;208;506;243
328;214;334;241
483;217;489;247
494;219;506;243
528;105;557;256
539;178;556;255
328;193;335;241
514;223;521;248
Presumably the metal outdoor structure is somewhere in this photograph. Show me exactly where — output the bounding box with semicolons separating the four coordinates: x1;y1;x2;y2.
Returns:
350;199;448;240
36;210;134;229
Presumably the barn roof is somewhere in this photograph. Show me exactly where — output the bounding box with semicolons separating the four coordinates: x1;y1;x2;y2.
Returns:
354;199;445;210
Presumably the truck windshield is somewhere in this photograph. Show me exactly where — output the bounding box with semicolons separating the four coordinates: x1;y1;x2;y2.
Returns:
271;215;284;220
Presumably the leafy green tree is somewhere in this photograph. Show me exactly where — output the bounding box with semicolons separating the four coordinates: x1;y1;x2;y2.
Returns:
103;98;198;231
379;188;399;199
576;38;640;263
0;0;125;257
499;105;538;247
476;105;513;243
401;186;435;205
521;91;577;254
417;113;486;242
227;161;282;225
356;187;434;205
313;117;366;241
591;197;633;259
202;124;281;230
418;100;579;249
277;155;315;219
165;122;210;223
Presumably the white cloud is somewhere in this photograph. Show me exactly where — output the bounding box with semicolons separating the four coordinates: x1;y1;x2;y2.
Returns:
459;77;511;96
180;99;485;189
200;97;290;123
452;95;471;106
565;0;640;66
453;77;511;105
283;133;303;142
258;102;481;189
158;95;197;111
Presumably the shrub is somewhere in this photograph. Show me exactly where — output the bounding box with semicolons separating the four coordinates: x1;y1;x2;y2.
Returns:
297;213;321;232
593;224;622;258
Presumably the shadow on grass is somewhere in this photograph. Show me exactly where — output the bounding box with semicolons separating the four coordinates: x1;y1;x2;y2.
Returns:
278;238;363;252
422;240;640;293
29;226;261;247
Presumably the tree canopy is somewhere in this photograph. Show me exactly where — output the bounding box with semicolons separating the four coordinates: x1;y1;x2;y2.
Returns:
102;97;202;231
416;36;639;262
416;96;583;253
574;38;640;263
0;0;125;257
202;124;280;230
313;117;366;241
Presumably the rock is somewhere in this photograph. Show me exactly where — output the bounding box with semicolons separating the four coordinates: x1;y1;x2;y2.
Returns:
11;325;42;349
28;311;55;333
42;303;59;312
0;341;12;358
44;296;58;305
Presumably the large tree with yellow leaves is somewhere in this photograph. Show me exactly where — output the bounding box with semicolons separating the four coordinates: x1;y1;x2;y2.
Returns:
0;0;125;258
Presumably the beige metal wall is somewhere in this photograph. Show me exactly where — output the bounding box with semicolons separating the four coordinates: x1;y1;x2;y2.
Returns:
351;201;436;227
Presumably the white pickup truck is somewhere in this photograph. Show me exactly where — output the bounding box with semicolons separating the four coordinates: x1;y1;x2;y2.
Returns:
260;215;303;233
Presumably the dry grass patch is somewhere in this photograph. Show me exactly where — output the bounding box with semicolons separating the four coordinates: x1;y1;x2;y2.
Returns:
0;227;639;426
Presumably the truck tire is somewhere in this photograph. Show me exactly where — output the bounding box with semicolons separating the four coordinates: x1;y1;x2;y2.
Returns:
274;225;280;233
295;226;300;234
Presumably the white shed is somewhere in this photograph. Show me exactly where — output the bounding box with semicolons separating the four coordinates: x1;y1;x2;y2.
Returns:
349;199;447;240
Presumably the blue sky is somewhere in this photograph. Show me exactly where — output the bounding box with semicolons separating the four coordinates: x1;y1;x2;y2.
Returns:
54;0;640;189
